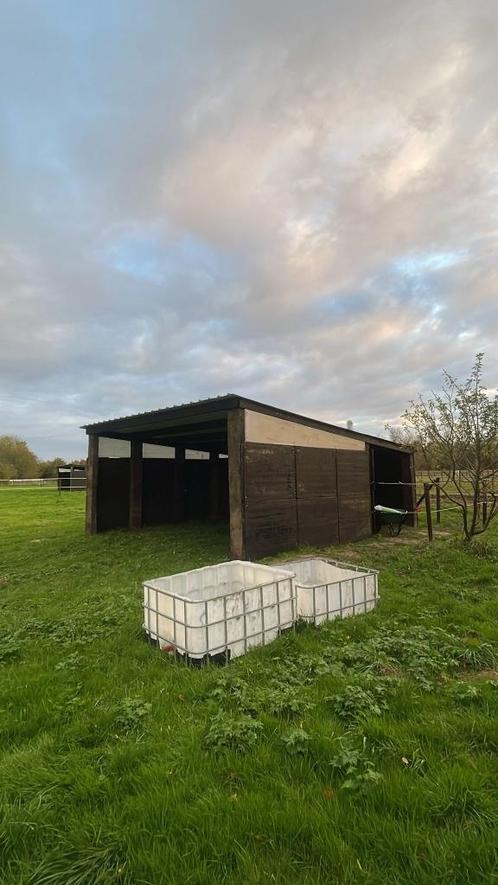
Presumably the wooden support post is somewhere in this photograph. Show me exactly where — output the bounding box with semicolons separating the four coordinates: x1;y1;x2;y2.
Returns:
209;452;220;520
227;409;245;559
129;440;143;530
85;434;99;534
173;447;186;522
435;477;441;524
482;496;488;526
424;482;433;542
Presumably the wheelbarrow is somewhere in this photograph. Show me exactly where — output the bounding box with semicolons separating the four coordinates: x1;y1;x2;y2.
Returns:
374;504;408;537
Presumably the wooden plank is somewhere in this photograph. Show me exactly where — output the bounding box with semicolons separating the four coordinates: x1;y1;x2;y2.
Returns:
296;447;337;497
185;460;210;519
85;434;99;534
228;409;245;558
209;452;220;519
336;450;370;495
245;498;298;558
142;459;175;525
245;443;296;499
129;440;143;530
297;497;339;546
173;446;186;521
336;450;371;542
337;498;371;542
243;441;298;558
96;458;130;530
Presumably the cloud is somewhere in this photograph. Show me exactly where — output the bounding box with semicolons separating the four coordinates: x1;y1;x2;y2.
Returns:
0;0;497;457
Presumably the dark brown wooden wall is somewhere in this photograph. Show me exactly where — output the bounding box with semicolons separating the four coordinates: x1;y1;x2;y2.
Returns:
243;443;372;558
142;460;175;525
97;458;130;530
336;450;371;542
296;447;339;546
244;445;298;556
96;457;229;531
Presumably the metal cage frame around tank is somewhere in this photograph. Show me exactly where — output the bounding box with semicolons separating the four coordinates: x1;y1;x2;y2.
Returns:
280;556;379;625
143;572;296;661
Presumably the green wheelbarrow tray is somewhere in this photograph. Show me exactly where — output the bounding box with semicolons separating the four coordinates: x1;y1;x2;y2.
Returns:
374;504;409;537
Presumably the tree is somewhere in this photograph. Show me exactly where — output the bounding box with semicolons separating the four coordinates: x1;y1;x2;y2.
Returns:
38;458;66;478
385;425;430;469
0;436;40;479
402;354;498;540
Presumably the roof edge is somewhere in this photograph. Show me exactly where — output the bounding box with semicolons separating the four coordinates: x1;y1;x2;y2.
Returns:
82;393;413;453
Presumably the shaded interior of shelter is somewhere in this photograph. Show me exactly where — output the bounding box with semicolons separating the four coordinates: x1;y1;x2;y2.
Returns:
371;444;416;527
97;416;230;532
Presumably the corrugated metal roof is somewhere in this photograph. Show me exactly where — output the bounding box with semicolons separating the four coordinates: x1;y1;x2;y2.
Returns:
82;393;238;430
82;393;412;453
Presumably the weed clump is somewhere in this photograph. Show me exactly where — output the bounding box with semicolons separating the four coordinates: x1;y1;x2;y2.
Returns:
282;728;311;755
326;680;392;722
204;712;263;753
328;737;382;791
0;632;22;664
114;698;152;733
266;686;313;719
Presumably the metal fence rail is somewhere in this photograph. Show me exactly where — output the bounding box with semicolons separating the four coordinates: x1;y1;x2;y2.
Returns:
0;477;86;489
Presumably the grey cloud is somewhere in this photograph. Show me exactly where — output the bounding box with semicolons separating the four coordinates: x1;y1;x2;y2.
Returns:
1;0;497;458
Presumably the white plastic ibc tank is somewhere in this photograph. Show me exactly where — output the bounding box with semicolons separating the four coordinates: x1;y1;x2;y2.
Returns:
281;557;378;625
143;560;296;660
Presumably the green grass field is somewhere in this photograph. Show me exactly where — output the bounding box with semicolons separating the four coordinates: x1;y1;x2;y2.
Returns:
1;490;498;884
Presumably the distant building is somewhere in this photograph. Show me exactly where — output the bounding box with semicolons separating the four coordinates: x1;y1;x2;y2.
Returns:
57;464;86;491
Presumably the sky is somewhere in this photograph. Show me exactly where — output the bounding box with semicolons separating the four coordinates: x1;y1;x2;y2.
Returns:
1;0;497;459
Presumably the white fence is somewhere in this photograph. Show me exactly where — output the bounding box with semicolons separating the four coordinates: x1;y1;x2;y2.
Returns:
0;477;86;490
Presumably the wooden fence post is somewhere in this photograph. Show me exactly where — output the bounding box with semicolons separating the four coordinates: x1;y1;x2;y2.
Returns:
424;483;433;542
482;496;488;527
435;477;440;524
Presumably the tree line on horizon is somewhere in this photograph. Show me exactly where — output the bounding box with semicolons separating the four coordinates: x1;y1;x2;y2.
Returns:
0;435;85;480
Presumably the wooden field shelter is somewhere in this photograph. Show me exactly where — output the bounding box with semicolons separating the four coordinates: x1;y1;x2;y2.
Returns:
83;394;416;559
57;463;86;491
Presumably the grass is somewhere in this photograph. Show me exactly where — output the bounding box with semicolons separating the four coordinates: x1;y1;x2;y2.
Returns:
1;490;498;884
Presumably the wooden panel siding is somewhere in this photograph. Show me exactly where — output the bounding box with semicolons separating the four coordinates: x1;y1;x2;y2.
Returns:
142;458;229;526
245;409;366;451
336;450;371;542
245;498;298;558
97;458;130;530
129;440;143;530
142;459;175;526
244;443;297;557
297;498;339;546
245;444;296;499
296;447;337;497
295;447;339;547
244;443;372;557
244;443;343;558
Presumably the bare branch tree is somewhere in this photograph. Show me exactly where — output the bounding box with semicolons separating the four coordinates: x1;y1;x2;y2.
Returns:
401;354;498;540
